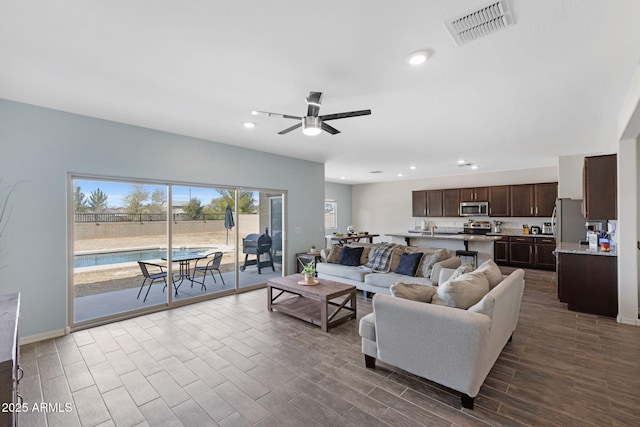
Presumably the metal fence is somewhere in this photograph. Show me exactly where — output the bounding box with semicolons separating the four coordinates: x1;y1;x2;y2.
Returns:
74;212;225;222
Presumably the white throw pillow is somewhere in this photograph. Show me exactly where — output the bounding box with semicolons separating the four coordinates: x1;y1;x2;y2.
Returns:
468;294;496;317
449;264;474;281
475;260;503;289
432;271;490;309
390;282;437;303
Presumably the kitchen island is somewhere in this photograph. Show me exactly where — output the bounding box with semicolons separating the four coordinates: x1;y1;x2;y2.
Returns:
555;242;617;317
386;232;501;266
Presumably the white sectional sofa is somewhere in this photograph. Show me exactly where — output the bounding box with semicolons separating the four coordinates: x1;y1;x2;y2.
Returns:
359;265;525;409
317;243;461;295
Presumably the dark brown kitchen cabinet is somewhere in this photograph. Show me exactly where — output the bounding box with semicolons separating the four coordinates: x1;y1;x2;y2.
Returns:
534;183;557;217
584;154;617;220
412;191;426;217
488;186;510;216
426;190;444;217
509;236;534;266
510;183;557;217
494;237;509;264
460;187;488;202
557;253;617;317
443;189;460;217
534;237;556;270
1;293;20;427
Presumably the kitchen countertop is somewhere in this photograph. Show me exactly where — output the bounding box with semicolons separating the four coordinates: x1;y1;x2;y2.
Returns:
555;242;617;257
387;232;501;242
487;232;556;239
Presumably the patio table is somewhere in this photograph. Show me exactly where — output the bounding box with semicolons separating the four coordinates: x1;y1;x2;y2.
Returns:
161;252;207;294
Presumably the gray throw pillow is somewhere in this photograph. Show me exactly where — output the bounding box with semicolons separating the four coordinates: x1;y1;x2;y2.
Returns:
416;249;448;278
390;282;437;303
449;264;474;281
432;271;490;309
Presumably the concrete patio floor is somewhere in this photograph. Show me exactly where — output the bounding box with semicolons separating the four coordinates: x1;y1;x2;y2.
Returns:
74;266;282;323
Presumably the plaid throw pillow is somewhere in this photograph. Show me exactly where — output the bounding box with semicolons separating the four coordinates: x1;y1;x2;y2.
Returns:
364;244;397;272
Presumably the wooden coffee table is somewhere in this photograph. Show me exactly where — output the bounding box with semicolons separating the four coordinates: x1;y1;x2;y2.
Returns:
267;274;357;332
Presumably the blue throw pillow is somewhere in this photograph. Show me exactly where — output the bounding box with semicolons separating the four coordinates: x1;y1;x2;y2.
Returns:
394;252;423;276
338;246;364;266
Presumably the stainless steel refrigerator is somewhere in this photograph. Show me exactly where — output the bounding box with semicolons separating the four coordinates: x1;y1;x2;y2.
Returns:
552;198;585;244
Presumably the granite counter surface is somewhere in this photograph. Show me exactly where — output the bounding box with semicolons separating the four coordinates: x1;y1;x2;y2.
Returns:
555;242;617;257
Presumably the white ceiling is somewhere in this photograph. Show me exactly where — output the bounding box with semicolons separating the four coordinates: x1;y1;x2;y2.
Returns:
2;0;640;184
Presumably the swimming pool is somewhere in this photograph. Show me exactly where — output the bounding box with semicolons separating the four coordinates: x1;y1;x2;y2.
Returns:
74;248;217;268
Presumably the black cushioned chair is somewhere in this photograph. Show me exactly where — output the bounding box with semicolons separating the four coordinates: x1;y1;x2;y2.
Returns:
191;252;226;290
137;261;169;302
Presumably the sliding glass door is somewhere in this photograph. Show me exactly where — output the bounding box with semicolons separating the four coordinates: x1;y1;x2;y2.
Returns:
71;176;285;328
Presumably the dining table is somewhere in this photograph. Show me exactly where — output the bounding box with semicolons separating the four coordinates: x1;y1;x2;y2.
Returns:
161;252;207;294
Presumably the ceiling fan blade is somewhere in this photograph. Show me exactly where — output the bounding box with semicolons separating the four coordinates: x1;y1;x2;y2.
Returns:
306;92;323;117
278;122;302;135
320;109;372;121
254;111;301;120
321;122;341;135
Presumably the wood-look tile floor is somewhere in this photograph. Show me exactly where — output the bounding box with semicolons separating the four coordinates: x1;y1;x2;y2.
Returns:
18;268;640;427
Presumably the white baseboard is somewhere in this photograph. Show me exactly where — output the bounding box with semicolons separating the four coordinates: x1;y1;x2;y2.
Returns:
20;328;68;345
617;315;640;326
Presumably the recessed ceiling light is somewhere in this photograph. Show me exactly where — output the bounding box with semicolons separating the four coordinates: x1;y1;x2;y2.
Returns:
409;165;417;170
243;121;255;129
406;50;430;65
457;159;466;165
250;110;259;116
470;165;479;170
397;173;404;177
340;176;346;180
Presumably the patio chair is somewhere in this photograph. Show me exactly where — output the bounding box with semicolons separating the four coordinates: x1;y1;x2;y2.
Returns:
191;252;226;291
137;261;169;302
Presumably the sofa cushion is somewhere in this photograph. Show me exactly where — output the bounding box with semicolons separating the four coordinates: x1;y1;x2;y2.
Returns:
359;313;376;341
346;242;380;265
390;282;437;303
338;246;364;266
394;252;423;276
364;272;435;288
449;263;474;281
416;249;449;278
475;260;503;289
326;245;342;263
316;263;370;281
364;244;397;272
432;270;490;309
468;293;496;317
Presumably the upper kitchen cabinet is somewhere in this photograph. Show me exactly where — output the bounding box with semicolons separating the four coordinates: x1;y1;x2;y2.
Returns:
460;187;488;202
534;182;557;217
510;184;534;216
412;191;427;217
510;183;557;217
443;189;460;217
584;154;617;220
412;190;444;217
426;190;444;217
488;186;510;216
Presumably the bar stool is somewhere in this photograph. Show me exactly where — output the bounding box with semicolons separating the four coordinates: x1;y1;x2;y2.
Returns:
455;249;478;267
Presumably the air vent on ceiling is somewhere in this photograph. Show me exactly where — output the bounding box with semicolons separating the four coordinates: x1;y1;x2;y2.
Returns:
446;0;514;45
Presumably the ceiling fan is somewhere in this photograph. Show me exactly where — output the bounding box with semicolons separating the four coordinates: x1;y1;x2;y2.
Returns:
254;91;371;136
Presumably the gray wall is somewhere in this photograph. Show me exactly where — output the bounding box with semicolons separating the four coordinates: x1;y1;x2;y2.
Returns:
0;99;325;337
324;182;352;236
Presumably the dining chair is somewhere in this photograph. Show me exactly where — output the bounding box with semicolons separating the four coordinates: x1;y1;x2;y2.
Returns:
137;261;169;302
191;252;226;291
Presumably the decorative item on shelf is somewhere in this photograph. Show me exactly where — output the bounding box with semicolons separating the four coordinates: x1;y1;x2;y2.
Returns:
309;245;317;253
346;224;355;235
300;261;318;285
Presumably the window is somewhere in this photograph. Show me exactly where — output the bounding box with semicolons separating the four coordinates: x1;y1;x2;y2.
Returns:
325;201;337;229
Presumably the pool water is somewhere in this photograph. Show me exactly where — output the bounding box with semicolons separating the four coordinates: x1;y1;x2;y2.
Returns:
74;248;216;268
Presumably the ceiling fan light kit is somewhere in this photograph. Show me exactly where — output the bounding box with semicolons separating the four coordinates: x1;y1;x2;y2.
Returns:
255;91;371;136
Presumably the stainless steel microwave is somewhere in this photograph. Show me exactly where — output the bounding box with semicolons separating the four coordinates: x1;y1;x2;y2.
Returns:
459;201;489;217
